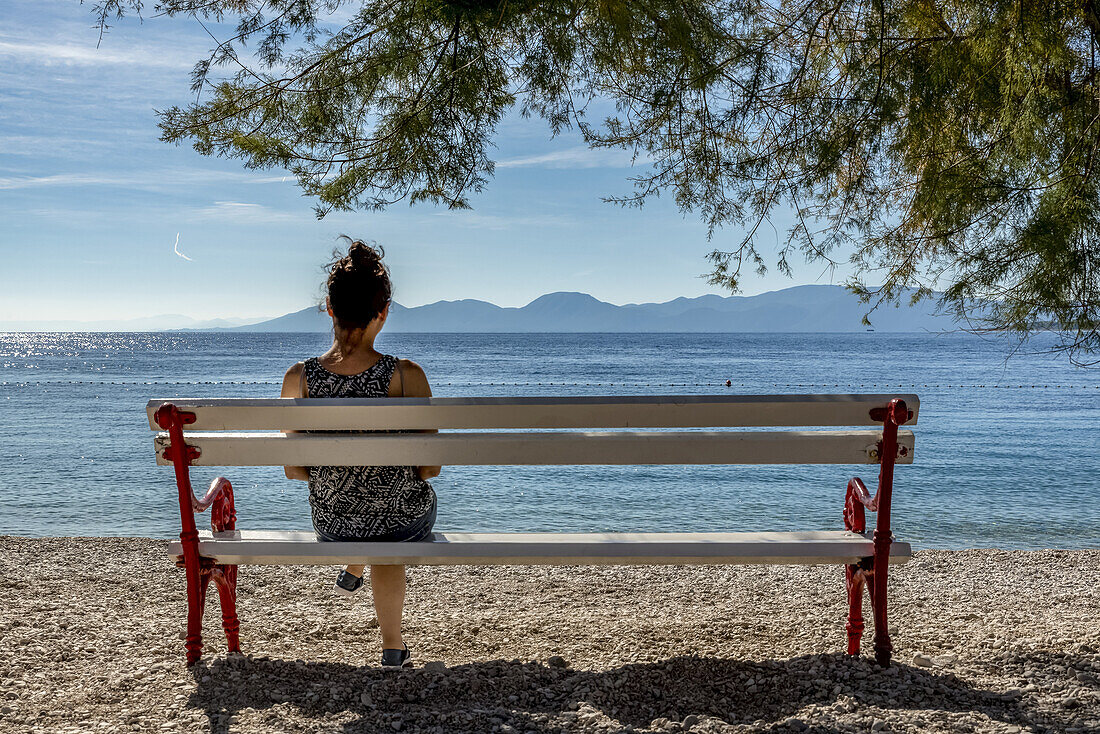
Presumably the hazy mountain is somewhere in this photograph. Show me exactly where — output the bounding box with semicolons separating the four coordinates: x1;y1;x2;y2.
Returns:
235;285;959;333
0;285;959;333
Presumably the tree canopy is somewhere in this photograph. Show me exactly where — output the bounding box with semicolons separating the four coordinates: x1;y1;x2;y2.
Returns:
89;1;1100;361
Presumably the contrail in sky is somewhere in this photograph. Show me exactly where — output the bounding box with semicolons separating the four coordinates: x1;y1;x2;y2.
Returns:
173;232;193;261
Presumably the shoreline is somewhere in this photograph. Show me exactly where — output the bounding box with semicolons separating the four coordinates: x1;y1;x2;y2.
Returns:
1;538;1097;733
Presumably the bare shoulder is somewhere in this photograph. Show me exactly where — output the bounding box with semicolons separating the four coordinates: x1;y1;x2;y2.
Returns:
283;361;305;382
281;361;305;398
397;358;431;397
397;358;426;376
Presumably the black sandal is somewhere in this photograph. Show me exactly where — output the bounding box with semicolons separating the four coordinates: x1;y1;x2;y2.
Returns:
334;569;363;597
381;643;412;669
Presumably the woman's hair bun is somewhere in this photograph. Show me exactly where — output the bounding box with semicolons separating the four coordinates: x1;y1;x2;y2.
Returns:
345;239;384;270
324;235;392;329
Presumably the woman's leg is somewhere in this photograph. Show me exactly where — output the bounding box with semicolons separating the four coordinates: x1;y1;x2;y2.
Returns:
370;564;406;649
345;564;366;578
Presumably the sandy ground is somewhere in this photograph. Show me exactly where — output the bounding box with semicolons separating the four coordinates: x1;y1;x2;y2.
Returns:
0;538;1097;734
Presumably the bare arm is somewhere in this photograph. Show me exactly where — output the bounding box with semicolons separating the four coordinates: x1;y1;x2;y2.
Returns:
394;359;442;480
281;362;309;481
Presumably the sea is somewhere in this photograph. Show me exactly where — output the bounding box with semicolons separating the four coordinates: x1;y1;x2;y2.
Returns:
1;331;1098;549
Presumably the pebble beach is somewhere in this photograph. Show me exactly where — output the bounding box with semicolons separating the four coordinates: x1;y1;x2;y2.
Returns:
0;538;1097;734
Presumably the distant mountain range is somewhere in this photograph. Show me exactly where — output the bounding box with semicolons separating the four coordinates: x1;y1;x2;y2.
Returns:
0;285;960;333
235;285;957;333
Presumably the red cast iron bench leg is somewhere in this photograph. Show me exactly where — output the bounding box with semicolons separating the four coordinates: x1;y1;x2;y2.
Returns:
156;405;241;666
844;398;908;666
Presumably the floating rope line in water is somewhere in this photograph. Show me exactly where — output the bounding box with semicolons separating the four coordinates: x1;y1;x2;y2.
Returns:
3;380;1100;389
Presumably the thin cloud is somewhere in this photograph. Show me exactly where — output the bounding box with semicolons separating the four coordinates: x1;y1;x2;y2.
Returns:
0;173;136;189
0;170;289;191
0;39;192;69
496;146;635;169
0;134;121;157
193;201;302;223
173;233;193;261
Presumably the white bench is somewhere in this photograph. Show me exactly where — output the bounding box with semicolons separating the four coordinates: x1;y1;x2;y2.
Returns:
148;394;917;667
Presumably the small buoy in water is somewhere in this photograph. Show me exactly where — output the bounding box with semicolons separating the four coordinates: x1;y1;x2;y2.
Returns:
725;379;732;387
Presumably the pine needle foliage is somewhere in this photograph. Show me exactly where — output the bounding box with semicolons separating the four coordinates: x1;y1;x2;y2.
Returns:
90;1;1100;362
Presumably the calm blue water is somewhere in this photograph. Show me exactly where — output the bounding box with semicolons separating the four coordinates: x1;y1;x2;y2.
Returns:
1;332;1098;549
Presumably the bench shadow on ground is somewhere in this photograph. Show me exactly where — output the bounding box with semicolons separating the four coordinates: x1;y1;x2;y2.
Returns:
187;653;1056;733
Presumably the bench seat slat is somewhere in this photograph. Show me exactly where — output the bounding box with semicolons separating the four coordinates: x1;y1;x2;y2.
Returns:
146;394;920;431
167;530;913;566
154;429;915;467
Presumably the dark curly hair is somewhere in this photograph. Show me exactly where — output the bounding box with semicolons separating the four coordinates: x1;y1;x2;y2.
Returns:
324;236;392;329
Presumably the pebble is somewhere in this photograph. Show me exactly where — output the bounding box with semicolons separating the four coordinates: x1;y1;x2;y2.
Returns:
912;654;933;667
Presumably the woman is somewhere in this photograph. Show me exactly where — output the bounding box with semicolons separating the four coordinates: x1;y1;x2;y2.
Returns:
281;237;440;669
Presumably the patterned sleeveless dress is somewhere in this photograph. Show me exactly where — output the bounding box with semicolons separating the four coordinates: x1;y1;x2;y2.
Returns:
303;355;437;541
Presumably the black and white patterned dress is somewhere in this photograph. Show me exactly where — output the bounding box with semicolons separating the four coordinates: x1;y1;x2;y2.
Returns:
304;355;436;541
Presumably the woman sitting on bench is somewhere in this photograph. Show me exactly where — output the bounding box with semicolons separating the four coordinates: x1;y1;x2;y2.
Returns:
280;237;441;669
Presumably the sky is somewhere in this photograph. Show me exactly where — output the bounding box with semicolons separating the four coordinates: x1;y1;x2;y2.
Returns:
0;1;852;323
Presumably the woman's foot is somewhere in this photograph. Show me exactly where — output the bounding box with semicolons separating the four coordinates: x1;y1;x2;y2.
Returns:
334;569;364;596
381;643;412;670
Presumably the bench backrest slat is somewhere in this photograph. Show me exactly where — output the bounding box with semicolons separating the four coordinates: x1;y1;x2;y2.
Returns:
153;429;915;467
145;394;919;431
